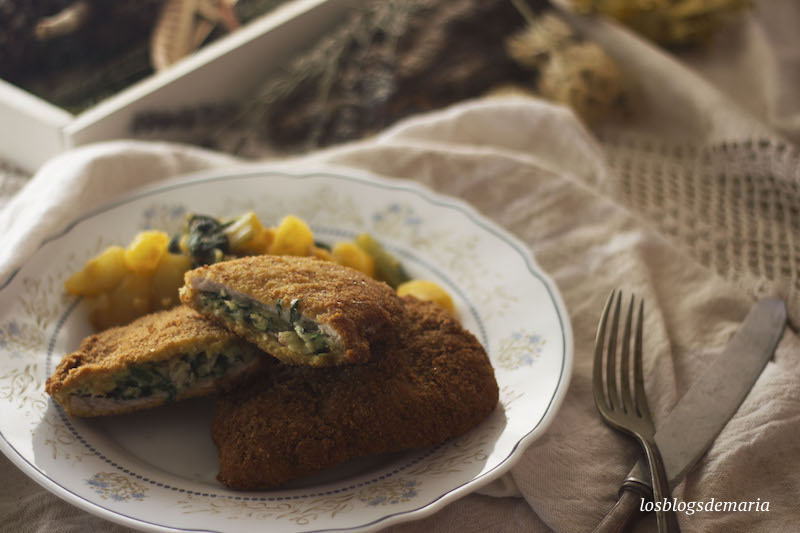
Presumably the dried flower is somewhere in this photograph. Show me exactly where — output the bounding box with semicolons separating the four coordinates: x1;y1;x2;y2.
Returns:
570;0;751;45
505;13;573;69
538;42;624;123
504;10;625;123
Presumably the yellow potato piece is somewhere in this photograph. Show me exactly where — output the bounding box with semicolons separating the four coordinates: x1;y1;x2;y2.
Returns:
397;280;456;315
226;211;274;255
332;241;376;277
242;226;275;255
85;294;113;330
125;231;169;273
268;215;314;257
64;245;129;296
88;271;153;330
151;252;192;310
311;246;335;261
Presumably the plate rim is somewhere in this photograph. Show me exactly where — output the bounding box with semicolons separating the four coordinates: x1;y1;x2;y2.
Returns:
0;163;574;532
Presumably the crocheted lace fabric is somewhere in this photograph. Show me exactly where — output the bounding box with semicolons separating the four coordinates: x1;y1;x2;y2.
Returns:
602;134;800;315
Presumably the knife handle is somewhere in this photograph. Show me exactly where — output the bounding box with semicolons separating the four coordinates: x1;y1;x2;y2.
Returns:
592;483;651;533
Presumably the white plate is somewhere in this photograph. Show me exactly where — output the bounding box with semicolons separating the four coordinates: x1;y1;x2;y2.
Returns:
0;166;573;532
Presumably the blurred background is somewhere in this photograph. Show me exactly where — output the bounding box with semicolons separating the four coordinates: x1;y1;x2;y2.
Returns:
1;0;798;178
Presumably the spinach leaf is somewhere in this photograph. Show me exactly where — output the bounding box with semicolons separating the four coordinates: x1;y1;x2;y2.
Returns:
186;215;231;266
289;298;301;329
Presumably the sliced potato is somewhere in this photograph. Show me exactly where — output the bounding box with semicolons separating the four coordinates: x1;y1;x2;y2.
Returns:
85;294;113;330
125;231;169;273
311;245;335;261
268;215;314;256
332;241;375;277
65;245;128;296
397;279;456;315
242;226;275;255
111;271;152;316
88;271;153;330
225;211;274;255
150;252;192;310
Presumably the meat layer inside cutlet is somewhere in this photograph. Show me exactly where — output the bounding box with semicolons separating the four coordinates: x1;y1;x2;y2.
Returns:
211;296;499;490
180;255;404;366
45;306;263;417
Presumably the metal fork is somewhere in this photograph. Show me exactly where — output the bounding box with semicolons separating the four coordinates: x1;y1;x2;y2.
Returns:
593;290;680;533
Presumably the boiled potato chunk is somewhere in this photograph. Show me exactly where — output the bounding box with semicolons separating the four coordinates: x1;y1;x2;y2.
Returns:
85;294;114;331
64;245;128;296
311;246;335;261
88;271;153;330
397;280;456;315
332;241;375;277
125;231;169;273
268;215;314;256
150;253;192;310
225;211;274;255
240;226;275;255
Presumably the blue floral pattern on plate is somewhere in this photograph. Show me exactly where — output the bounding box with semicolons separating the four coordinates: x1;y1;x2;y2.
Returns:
0;166;572;532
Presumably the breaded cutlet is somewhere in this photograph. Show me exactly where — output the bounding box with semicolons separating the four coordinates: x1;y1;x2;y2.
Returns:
211;296;499;489
179;255;405;366
45;306;263;417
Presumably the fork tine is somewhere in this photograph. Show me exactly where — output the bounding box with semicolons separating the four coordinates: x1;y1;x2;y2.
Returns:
633;298;649;418
593;290;616;411
606;291;622;410
620;294;635;414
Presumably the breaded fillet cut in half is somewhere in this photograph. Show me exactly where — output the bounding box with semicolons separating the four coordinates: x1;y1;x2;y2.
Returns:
179;255;405;366
45;306;263;417
211;296;499;489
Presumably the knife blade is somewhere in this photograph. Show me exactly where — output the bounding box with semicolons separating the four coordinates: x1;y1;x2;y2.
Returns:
593;297;786;533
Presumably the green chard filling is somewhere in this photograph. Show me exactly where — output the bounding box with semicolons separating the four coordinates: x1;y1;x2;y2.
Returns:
199;291;337;356
76;348;254;401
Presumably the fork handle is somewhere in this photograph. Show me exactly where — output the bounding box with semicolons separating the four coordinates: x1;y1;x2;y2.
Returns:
640;437;681;532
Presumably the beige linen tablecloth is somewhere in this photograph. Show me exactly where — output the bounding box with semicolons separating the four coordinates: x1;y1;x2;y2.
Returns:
2;2;800;532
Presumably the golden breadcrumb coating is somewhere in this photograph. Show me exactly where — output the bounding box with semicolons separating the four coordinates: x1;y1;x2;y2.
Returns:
45;306;260;417
180;255;404;365
212;296;499;489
